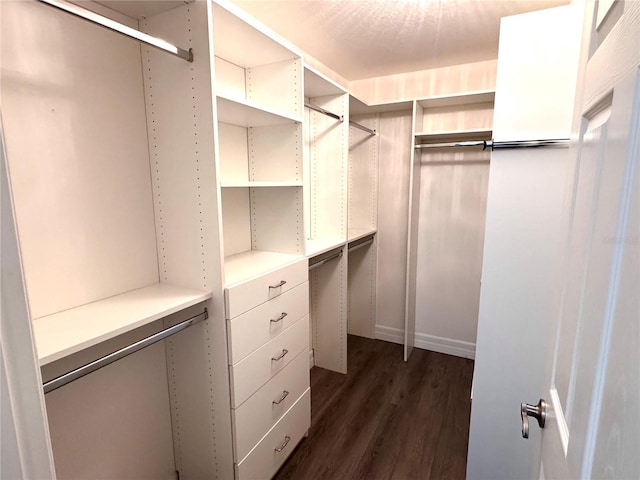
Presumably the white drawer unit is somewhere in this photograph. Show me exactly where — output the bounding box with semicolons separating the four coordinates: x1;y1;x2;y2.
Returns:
227;282;309;365
225;258;308;319
230;315;309;408
236;388;311;480
232;350;309;461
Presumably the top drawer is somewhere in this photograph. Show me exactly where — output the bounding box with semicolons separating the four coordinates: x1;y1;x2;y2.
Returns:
225;259;308;319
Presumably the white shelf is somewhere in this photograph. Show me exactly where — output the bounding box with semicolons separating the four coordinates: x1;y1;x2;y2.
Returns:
304;66;346;98
217;95;302;128
415;129;493;143
33;284;212;365
348;228;377;243
306;237;347;258
221;181;303;188
417;90;496;109
224;250;304;288
212;2;299;69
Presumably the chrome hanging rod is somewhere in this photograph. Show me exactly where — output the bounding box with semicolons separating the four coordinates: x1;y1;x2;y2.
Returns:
348;237;374;254
43;309;208;394
305;102;343;122
37;0;193;63
349;120;377;136
309;249;343;271
414;138;570;150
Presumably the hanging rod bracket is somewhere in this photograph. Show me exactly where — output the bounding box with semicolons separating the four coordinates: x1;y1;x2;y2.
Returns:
37;0;194;63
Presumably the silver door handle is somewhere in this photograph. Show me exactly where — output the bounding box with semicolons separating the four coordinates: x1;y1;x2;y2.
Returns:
521;398;546;439
272;390;289;405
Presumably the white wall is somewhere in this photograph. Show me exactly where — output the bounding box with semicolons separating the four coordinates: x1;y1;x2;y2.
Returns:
414;150;489;357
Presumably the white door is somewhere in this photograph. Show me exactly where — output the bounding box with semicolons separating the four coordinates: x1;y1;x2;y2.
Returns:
540;0;639;478
468;2;640;479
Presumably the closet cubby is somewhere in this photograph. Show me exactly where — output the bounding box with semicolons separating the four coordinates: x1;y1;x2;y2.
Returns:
213;2;306;288
405;89;495;359
414;90;495;145
304;66;348;256
212;3;302;121
348;110;379;241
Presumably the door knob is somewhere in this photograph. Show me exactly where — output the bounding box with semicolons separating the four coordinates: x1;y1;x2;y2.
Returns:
521;398;546;439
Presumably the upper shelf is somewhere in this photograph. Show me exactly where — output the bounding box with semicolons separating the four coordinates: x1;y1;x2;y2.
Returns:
304;65;346;98
212;2;300;69
415;129;493;144
216;95;302;127
417;90;496;109
33;283;212;365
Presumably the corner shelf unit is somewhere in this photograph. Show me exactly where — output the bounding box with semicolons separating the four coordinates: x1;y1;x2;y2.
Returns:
213;2;306;288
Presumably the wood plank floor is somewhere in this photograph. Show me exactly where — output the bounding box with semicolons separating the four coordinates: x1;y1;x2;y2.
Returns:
274;335;474;480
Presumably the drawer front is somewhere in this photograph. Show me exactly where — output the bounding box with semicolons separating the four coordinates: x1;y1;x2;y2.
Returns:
236;388;311;480
227;282;309;365
225;259;308;319
233;350;310;461
230;315;308;408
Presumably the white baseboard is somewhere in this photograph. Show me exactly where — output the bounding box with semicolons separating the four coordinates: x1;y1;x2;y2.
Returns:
375;325;475;359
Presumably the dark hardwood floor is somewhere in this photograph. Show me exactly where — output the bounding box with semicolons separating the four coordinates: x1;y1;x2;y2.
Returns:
274;335;474;480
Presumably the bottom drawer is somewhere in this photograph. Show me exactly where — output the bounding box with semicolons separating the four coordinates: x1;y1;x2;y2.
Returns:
233;350;310;461
236;388;311;480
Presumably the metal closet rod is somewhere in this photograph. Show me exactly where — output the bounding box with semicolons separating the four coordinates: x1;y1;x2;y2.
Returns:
414;138;570;150
305;102;343;122
349;120;377;136
43;309;208;394
348;236;374;253
309;249;343;271
37;0;194;63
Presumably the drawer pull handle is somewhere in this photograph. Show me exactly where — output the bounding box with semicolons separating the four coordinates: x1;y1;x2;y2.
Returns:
274;435;291;453
273;390;290;405
271;349;289;362
269;280;287;290
271;312;288;323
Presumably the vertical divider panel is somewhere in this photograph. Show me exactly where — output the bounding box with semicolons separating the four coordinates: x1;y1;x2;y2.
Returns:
347;240;378;339
404;101;422;360
141;2;233;478
310;253;347;373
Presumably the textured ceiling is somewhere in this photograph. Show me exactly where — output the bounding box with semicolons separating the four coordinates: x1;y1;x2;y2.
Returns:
231;0;569;81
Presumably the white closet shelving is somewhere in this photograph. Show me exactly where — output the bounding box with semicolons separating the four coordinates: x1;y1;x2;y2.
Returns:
212;3;311;478
213;2;305;289
405;89;495;359
1;0;234;477
304;66;349;374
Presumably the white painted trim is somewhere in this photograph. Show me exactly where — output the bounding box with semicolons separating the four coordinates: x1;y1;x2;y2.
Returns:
374;325;404;345
375;325;476;359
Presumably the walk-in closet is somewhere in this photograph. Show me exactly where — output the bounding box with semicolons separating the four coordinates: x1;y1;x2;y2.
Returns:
2;0;638;479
